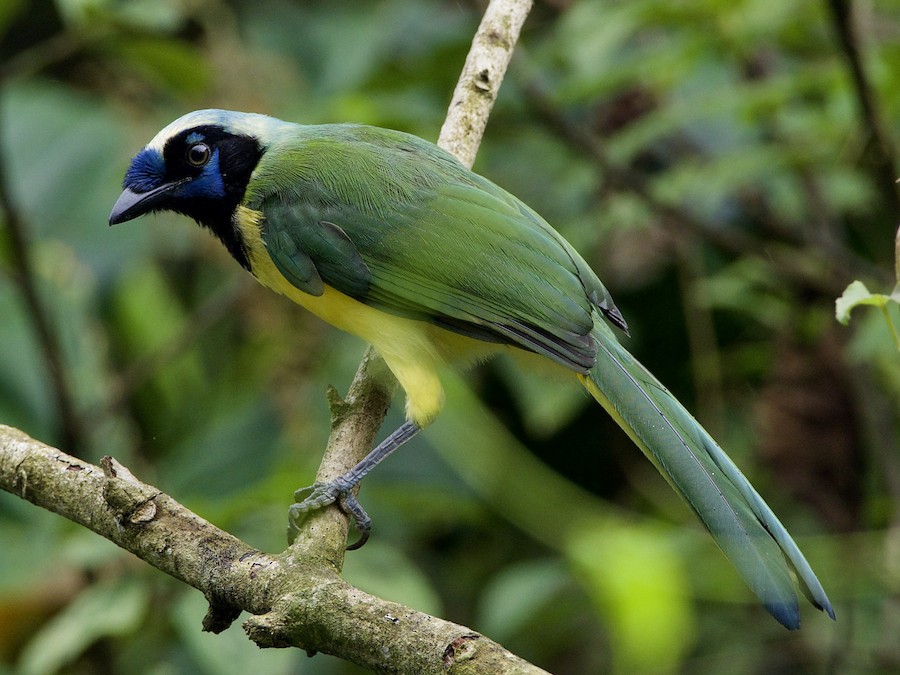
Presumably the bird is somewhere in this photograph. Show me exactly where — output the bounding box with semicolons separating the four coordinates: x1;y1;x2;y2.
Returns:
110;109;834;629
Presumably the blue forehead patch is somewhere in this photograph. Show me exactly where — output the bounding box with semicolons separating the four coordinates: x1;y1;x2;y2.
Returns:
185;132;205;144
123;149;166;193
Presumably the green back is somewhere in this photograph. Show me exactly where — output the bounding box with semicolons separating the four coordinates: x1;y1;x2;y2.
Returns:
246;123;621;371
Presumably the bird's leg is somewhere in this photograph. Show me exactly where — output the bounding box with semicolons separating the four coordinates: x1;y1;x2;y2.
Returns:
288;420;421;548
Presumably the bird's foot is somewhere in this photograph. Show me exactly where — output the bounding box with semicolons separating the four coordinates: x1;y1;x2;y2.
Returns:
287;480;372;550
286;421;422;548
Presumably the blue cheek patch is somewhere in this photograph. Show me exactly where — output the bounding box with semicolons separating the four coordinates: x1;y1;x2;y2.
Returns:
123;149;165;192
182;150;226;199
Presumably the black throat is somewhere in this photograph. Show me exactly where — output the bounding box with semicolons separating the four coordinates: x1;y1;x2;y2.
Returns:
167;128;264;271
183;197;254;271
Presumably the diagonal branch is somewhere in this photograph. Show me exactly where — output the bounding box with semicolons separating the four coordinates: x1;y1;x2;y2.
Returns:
0;424;547;674
439;0;533;169
826;0;900;218
519;76;886;296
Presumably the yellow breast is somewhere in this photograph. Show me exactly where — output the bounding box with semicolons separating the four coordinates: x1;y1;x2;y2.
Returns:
233;205;498;426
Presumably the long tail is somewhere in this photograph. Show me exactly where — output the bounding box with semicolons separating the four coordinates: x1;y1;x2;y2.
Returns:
580;319;835;629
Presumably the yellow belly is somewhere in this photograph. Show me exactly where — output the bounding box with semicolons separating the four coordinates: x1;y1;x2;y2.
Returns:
235;205;499;427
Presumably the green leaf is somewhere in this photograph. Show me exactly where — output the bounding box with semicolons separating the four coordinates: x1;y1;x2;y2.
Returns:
17;578;149;675
476;558;571;641
835;280;898;325
98;35;209;95
837;280;900;351
566;522;695;674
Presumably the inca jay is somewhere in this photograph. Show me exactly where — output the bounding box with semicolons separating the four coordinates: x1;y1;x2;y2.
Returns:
110;109;834;629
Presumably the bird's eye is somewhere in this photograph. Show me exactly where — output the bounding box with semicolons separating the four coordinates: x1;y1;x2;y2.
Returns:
186;142;211;167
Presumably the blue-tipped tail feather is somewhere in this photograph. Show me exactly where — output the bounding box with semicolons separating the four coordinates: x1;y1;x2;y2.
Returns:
581;318;835;629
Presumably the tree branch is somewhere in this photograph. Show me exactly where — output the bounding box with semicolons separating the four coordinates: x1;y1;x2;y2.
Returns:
439;0;533;168
0;424;547;674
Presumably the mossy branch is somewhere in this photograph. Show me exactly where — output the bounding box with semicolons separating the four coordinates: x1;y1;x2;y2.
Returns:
0;424;547;673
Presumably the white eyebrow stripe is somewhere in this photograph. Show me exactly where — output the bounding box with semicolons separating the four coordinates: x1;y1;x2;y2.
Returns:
145;110;284;152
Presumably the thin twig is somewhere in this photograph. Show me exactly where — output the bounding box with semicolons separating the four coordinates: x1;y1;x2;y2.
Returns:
0;103;83;453
826;0;900;218
674;237;725;436
89;281;246;423
519;75;872;297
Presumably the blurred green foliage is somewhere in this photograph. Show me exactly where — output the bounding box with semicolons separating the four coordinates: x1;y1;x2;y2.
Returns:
1;0;898;673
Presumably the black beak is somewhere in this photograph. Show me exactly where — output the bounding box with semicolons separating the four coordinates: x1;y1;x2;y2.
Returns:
109;179;188;225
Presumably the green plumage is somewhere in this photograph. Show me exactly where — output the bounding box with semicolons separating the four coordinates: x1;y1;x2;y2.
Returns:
111;109;835;629
251;124;616;369
585;319;832;627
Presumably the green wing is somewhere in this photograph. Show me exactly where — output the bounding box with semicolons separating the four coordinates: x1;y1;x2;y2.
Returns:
249;125;623;371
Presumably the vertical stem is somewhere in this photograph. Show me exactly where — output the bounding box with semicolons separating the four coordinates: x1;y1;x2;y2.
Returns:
894;222;899;285
0;104;82;453
296;0;534;555
438;0;533;167
879;305;900;352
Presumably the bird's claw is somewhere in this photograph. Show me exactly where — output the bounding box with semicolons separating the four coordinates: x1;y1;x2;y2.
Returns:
292;481;343;510
339;491;371;550
287;480;372;550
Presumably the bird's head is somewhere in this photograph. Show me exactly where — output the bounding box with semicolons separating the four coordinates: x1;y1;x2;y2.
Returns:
110;109;280;266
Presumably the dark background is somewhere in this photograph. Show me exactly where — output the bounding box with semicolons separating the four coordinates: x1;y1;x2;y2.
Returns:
1;0;898;672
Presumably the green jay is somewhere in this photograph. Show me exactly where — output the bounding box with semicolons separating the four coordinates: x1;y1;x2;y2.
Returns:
110;109;834;629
